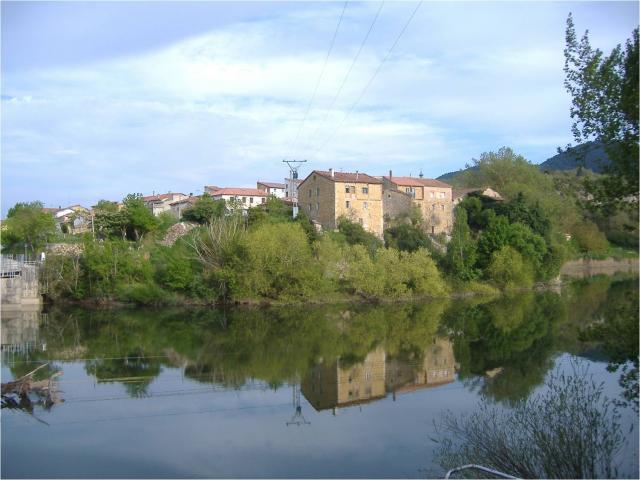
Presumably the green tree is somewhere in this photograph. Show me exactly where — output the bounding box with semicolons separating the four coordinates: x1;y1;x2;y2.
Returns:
182;195;225;224
384;223;430;252
2;201;56;255
444;207;479;281
337;217;383;255
564;14;639;210
93;200;127;239
122;194;158;241
487;246;534;290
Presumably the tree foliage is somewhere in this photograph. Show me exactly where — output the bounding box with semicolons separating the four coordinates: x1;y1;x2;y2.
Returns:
444;207;479;281
2;201;56;255
182;195;225;224
564;14;639;210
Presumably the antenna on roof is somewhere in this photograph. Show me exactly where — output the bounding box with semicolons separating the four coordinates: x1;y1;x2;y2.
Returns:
419;170;424;178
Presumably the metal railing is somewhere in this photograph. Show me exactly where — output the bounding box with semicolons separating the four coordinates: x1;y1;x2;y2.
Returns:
445;464;519;479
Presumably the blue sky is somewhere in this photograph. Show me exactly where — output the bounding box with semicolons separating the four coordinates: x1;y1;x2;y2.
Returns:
1;1;638;214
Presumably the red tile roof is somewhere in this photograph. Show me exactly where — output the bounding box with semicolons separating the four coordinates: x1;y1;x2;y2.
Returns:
210;188;268;197
308;170;382;184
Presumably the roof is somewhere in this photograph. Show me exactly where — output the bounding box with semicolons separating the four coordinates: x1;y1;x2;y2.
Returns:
385;176;452;189
169;196;199;206
210;188;268;197
42;207;60;214
143;192;185;202
257;181;286;189
306;170;382;185
452;187;503;201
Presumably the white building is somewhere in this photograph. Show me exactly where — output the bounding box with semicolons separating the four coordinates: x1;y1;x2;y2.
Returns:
143;192;188;216
210;188;268;210
257;181;286;199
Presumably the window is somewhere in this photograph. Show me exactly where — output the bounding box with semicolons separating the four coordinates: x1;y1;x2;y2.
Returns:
439;192;446;198
441;204;445;211
316;202;319;211
250;197;254;204
362;186;369;194
345;185;351;193
345;201;350;208
261;197;266;204
358;218;363;225
308;204;312;211
316;187;320;196
363;201;368;210
308;189;312;197
429;192;434;198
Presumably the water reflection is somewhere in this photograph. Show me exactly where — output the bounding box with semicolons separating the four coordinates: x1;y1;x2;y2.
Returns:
2;275;637;411
1;276;638;478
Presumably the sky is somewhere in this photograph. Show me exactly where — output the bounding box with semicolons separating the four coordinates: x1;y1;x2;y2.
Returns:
1;1;638;214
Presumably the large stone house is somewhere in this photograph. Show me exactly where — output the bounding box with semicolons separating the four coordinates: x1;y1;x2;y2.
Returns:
298;169;384;237
383;173;453;234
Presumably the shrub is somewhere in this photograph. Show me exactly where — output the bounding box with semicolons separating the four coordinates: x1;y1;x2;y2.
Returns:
487;246;534;290
571;221;609;254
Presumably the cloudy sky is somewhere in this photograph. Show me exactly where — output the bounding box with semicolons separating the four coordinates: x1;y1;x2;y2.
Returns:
1;1;637;214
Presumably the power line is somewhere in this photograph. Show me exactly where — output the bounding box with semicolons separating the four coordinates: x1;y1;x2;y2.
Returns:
286;1;349;159
309;0;423;160
300;1;385;154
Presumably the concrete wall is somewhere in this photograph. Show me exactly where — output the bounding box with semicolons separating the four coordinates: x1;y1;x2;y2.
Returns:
1;264;41;307
560;257;639;278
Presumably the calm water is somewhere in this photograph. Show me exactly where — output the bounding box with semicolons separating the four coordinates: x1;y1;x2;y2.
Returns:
1;276;638;478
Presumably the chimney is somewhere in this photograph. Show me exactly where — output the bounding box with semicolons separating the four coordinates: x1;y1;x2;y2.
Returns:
329;168;334;178
355;170;359;181
389;170;392;180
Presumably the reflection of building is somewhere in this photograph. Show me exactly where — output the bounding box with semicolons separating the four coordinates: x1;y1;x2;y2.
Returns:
301;348;386;411
385;338;455;397
1;306;46;362
302;338;456;411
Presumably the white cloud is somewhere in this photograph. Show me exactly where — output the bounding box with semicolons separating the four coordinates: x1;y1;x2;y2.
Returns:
1;1;637;212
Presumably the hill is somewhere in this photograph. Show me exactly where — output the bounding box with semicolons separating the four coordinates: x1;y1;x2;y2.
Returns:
437;142;611;183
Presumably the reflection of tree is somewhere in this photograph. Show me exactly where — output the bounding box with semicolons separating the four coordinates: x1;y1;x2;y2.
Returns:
580;279;639;411
86;351;161;398
443;292;565;404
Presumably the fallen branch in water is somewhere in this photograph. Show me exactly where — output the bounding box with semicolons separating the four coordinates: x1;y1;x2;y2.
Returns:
1;363;64;411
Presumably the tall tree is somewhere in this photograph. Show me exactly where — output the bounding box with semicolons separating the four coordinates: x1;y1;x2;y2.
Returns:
2;201;56;255
564;14;639;210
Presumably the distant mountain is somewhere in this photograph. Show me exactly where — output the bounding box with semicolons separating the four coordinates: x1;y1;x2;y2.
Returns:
539;141;611;173
436;142;611;183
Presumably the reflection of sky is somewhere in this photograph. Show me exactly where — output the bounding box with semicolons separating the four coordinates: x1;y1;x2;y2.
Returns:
2;355;638;478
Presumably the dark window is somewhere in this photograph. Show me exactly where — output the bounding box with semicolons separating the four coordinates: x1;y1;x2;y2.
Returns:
345;201;350;208
362;186;369;194
345;185;350;193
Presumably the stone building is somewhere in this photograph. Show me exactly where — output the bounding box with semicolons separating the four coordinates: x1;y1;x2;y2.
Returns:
256;181;286;198
298;169;384;237
142;192;188;216
301;348;387;412
383;172;453;235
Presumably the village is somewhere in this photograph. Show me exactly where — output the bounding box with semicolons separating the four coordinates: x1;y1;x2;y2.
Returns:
39;166;502;241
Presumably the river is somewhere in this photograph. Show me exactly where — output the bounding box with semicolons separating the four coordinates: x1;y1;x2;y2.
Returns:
1;275;638;478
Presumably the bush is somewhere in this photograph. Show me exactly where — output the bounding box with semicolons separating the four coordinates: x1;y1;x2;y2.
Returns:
241;222;324;300
116;282;172;305
571;221;609;254
384;223;430;252
487;246;534;290
337;217;383;255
